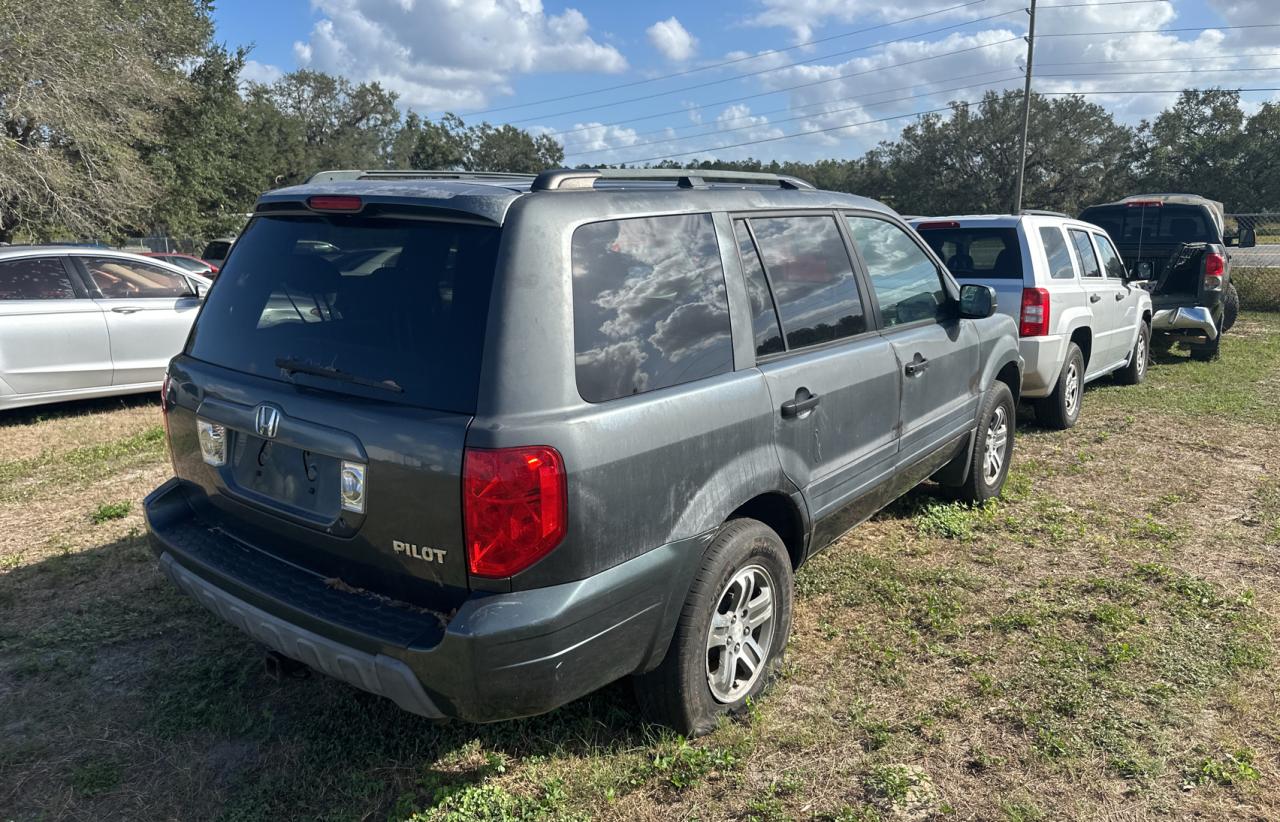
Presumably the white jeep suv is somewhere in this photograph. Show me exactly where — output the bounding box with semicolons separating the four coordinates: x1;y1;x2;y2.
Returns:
913;212;1153;428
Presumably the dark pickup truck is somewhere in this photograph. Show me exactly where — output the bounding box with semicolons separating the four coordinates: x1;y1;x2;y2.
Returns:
1079;194;1254;360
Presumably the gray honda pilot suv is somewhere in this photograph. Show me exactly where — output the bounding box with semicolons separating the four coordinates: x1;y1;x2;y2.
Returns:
145;167;1022;735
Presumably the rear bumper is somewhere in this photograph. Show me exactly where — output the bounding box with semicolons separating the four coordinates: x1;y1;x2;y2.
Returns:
1152;306;1217;339
145;478;706;722
1017;334;1068;400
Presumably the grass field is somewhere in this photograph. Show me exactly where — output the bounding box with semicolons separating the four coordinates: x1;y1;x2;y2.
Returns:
4;316;1280;821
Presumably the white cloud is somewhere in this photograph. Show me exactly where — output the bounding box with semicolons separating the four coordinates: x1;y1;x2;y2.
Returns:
241;59;283;86
647;17;698;63
743;0;985;44
292;0;627;111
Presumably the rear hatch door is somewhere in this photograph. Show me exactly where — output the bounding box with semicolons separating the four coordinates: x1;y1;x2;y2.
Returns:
168;206;503;611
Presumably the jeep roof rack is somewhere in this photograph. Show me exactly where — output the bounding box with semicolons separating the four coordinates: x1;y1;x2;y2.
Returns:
306;169;538;184
530;167;815;192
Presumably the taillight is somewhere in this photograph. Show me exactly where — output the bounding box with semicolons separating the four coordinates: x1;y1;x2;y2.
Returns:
160;372;177;474
1203;252;1225;290
1020;287;1051;337
307;195;363;212
463;446;567;578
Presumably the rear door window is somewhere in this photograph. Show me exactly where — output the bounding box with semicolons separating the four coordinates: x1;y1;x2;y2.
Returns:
572;213;733;402
732;219;784;358
1039;227;1077;279
0;257;78;300
188;215;501;413
747;214;867;349
1068;229;1102;278
845;215;947;327
82;257;193;298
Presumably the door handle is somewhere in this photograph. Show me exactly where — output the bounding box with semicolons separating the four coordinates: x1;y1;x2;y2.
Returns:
904;353;929;377
1089;294;1101;304
1114;292;1125;301
780;388;820;418
110;307;140;314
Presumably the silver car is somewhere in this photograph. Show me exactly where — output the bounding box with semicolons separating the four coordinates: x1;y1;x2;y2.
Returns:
0;246;209;410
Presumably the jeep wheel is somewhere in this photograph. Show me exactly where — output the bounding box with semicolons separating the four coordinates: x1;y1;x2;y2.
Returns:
1222;283;1240;333
1034;342;1084;429
954;380;1015;504
633;518;793;736
1114;322;1150;385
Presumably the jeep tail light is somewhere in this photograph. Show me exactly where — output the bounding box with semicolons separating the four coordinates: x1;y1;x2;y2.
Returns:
1020;287;1051;337
1203;252;1225;290
464;446;567;578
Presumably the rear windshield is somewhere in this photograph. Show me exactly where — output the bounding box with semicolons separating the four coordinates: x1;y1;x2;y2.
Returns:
915;227;1023;279
1079;204;1217;244
202;241;232;259
188;215;500;413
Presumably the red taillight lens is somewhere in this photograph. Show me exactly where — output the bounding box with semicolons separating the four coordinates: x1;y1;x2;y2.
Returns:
1127;200;1163;208
1020;287;1051;337
307;195;363;212
1203;252;1225;289
463;446;567;578
916;220;961;230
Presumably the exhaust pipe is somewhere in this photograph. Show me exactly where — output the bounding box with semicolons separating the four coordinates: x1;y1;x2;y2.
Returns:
1151;306;1218;340
263;650;309;682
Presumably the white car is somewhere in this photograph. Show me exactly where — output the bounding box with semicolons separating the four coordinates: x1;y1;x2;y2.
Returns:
0;247;210;411
912;213;1153;429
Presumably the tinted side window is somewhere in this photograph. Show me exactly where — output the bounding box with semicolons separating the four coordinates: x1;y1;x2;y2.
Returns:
83;257;192;298
0;257;77;300
845;216;947;326
749;215;866;349
1039;227;1077;280
1068;229;1102;278
1093;234;1126;279
732;219;784;358
572;214;733;403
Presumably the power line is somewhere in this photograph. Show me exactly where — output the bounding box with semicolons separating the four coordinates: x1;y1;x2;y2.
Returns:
1037;22;1280;38
1037;65;1280;78
565;76;1025;157
541;36;1024;139
606;85;1280;165
506;10;1028;125
603;51;1280;146
464;0;992;116
465;0;1170;119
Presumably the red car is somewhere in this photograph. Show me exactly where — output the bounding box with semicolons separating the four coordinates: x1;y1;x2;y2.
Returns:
143;252;219;278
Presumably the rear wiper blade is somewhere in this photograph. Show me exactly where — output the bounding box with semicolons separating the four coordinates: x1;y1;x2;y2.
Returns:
274;357;403;393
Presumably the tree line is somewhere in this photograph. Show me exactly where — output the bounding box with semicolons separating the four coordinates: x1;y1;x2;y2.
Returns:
2;0;1277;244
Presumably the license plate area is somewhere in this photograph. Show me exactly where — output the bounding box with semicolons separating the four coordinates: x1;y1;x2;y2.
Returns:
227;433;343;525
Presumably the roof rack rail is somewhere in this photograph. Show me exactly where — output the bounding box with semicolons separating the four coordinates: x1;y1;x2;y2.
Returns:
1020;209;1069;217
531;167;815;192
306;169;538;184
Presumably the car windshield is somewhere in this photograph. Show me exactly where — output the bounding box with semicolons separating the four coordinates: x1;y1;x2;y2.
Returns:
915;227;1023;279
1079;204;1216;244
187;215;501;413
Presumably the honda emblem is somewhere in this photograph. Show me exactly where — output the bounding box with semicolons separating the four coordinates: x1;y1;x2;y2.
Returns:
254;404;281;439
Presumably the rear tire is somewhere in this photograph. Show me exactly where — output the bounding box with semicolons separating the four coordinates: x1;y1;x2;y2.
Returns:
1222;283;1240;333
1189;333;1221;362
1114;322;1150;385
954;381;1015;504
1033;343;1084;429
633;519;794;737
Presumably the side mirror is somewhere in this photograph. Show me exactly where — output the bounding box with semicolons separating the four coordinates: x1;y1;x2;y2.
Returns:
1239;227;1257;249
958;283;997;319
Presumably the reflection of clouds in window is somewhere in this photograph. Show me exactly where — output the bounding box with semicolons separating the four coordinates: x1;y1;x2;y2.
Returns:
846;216;944;327
572;214;733;402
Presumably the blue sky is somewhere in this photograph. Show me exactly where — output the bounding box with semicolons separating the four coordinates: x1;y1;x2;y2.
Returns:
212;0;1278;164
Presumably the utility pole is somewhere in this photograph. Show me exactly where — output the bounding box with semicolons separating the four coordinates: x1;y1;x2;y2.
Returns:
1013;0;1037;214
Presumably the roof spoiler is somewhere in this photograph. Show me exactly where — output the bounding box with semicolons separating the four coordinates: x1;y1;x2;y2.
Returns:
306;169;538;184
530;167;815;192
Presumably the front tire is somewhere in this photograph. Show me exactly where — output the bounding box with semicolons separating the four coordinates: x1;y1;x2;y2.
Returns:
1033;342;1084;429
1114;322;1150;385
633;519;794;736
954;381;1015;504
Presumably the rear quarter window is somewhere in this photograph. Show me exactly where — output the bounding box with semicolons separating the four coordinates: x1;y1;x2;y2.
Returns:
571;213;733;402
